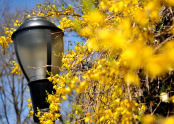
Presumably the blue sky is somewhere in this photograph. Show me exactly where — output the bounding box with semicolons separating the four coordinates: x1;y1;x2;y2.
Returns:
7;0;43;11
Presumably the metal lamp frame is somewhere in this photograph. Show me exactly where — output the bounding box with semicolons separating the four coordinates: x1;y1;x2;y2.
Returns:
12;16;64;123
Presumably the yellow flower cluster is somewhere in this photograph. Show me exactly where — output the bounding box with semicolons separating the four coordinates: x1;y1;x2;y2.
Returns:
143;114;174;124
0;27;14;52
58;17;73;30
27;98;34;117
11;61;21;75
27;0;174;123
76;0;174;79
27;3;80;30
13;20;21;27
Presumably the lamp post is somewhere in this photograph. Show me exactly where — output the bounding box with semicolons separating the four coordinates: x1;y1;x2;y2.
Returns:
11;16;64;123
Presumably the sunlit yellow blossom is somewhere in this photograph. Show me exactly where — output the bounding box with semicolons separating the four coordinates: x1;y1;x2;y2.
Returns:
125;72;140;85
166;0;174;6
162;116;174;124
83;10;104;26
27;103;32;108
27;98;32;103
28;111;34;117
52;4;56;8
11;61;21;75
143;114;154;124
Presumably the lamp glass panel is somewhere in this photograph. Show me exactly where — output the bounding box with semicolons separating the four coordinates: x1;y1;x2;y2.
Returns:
51;32;64;75
15;29;49;81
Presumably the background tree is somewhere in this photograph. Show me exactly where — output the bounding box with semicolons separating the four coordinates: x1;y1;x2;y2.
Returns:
0;1;34;124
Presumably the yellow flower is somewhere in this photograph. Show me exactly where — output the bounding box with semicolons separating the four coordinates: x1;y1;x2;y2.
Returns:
125;72;140;85
15;20;19;23
134;9;148;26
27;98;32;103
162;116;174;124
83;10;104;26
143;114;154;124
166;0;174;6
14;23;17;27
64;87;71;94
28;111;34;117
11;61;21;75
52;4;56;8
27;103;32;108
84;112;91;122
62;95;67;100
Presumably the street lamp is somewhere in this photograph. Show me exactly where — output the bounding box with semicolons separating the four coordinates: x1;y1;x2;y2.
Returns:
12;16;64;122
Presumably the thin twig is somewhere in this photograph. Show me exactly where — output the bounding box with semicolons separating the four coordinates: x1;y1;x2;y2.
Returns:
28;65;61;70
151;101;161;115
154;35;174;52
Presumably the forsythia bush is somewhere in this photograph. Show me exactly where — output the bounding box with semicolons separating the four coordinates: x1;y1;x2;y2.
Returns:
2;0;174;123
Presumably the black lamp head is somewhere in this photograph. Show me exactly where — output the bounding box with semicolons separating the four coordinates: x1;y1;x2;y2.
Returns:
12;16;64;82
12;16;64;122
